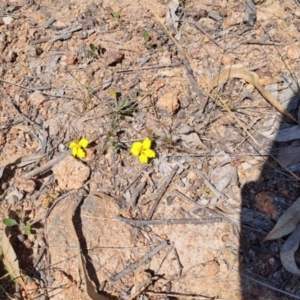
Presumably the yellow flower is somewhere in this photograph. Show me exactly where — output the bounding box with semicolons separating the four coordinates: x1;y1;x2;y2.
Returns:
130;138;156;164
69;138;89;159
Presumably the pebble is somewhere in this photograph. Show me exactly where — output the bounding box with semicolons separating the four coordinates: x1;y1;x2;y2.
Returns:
2;16;14;25
156;92;179;114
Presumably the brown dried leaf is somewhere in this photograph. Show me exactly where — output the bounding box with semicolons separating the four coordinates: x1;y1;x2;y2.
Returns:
209;66;298;123
2;227;28;294
80;255;109;300
66;199;109;300
280;223;300;275
263;196;300;242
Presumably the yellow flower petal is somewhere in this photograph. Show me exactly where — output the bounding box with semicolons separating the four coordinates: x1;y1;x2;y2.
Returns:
142;138;151;150
79;138;89;148
69;141;77;149
139;153;148;164
76;148;86;159
143;149;155;158
71;146;78;157
131;142;143;156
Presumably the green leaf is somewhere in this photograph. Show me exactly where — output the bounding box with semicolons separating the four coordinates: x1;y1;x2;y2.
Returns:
114;126;121;133
4;267;17;282
122;98;129;107
118;98;129;110
112;12;120;19
112;142;119;149
88;43;100;56
143;31;149;42
3;218;18;227
24;222;31;236
90;43;97;52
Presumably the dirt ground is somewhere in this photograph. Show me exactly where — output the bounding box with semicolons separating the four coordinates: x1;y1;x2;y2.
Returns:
1;0;300;299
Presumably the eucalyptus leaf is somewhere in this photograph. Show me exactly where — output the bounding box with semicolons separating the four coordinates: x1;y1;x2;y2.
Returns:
263;196;300;241
280;223;300;275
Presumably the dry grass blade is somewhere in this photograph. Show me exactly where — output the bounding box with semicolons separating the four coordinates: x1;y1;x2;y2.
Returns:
263;196;300;241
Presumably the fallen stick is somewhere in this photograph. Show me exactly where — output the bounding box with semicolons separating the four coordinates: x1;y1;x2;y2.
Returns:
146;164;179;219
110;240;169;282
117;215;222;227
23;151;69;179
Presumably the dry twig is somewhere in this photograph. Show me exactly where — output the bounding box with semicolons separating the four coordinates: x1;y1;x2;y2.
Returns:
147;164;179;219
0;78;73;98
190;21;223;48
116;215;222;227
23;151;69;179
110;240;170;282
116;63;180;73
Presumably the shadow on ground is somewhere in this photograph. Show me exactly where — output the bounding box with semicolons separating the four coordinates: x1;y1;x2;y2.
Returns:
240;84;300;299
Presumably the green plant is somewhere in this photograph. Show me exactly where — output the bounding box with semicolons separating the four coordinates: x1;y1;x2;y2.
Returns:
143;31;150;42
88;43;101;58
103;125;121;152
110;97;137;116
3;211;31;236
108;88;137;116
112;11;120;19
142;30;155;49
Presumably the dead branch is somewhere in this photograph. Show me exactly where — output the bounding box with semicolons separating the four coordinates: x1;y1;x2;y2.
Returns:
110;240;170;282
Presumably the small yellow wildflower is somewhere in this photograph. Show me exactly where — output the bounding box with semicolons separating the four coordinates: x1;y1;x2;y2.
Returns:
131;138;156;164
69;138;89;159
